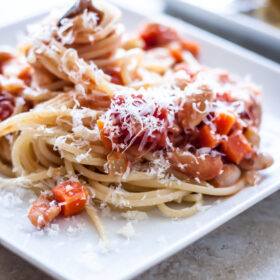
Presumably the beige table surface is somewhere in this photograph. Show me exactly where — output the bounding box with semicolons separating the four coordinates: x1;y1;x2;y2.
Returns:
0;1;279;280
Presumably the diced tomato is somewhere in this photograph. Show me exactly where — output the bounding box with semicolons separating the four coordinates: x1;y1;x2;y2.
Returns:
180;40;200;58
2;58;31;82
174;63;190;73
0;49;14;73
169;44;184;63
17;64;32;86
198;124;220;148
214;112;236;135
139;23;200;57
1;57;32;86
107;151;132;175
215;92;232;103
140;23;179;50
98;94;168;152
97;120;113;150
0;91;14;122
28;194;61;228
148;106;168;148
104;68;123;85
173;63;199;79
221;132;253;163
218;72;230;84
52;181;88;217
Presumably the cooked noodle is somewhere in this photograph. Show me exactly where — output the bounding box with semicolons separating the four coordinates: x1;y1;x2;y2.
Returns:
0;1;273;241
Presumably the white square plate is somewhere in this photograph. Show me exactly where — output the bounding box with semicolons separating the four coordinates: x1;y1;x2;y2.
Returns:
0;5;280;280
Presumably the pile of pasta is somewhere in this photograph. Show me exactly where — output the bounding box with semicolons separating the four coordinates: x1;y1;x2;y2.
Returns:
0;1;273;241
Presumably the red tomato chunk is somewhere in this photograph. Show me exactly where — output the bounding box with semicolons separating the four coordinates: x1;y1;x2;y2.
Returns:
104;68;123;85
221;132;252;164
52;181;88;217
98;94;169;152
28;194;61;228
0;91;14;122
198;124;220;148
214;112;236;135
140;23;179;49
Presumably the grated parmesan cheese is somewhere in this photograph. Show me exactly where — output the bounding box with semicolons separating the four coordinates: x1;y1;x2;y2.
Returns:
66;222;86;237
121;210;148;221
65;184;73;192
117;222;135;239
46;223;60;237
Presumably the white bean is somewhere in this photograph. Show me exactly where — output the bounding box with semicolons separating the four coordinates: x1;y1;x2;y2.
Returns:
239;152;273;170
211;164;241;187
244;126;260;147
0;48;14;63
169;149;223;181
177;85;213;129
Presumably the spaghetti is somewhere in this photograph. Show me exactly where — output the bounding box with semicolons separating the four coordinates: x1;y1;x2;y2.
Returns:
0;1;273;241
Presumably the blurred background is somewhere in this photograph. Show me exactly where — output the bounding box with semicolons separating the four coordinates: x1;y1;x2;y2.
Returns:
169;0;280;26
165;0;280;62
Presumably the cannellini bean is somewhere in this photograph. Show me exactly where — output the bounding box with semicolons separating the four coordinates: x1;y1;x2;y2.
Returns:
211;164;241;187
169;149;223;181
177;85;213;129
250;99;262;128
244;126;260;147
244;170;263;186
0;48;14;64
239;152;273;170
